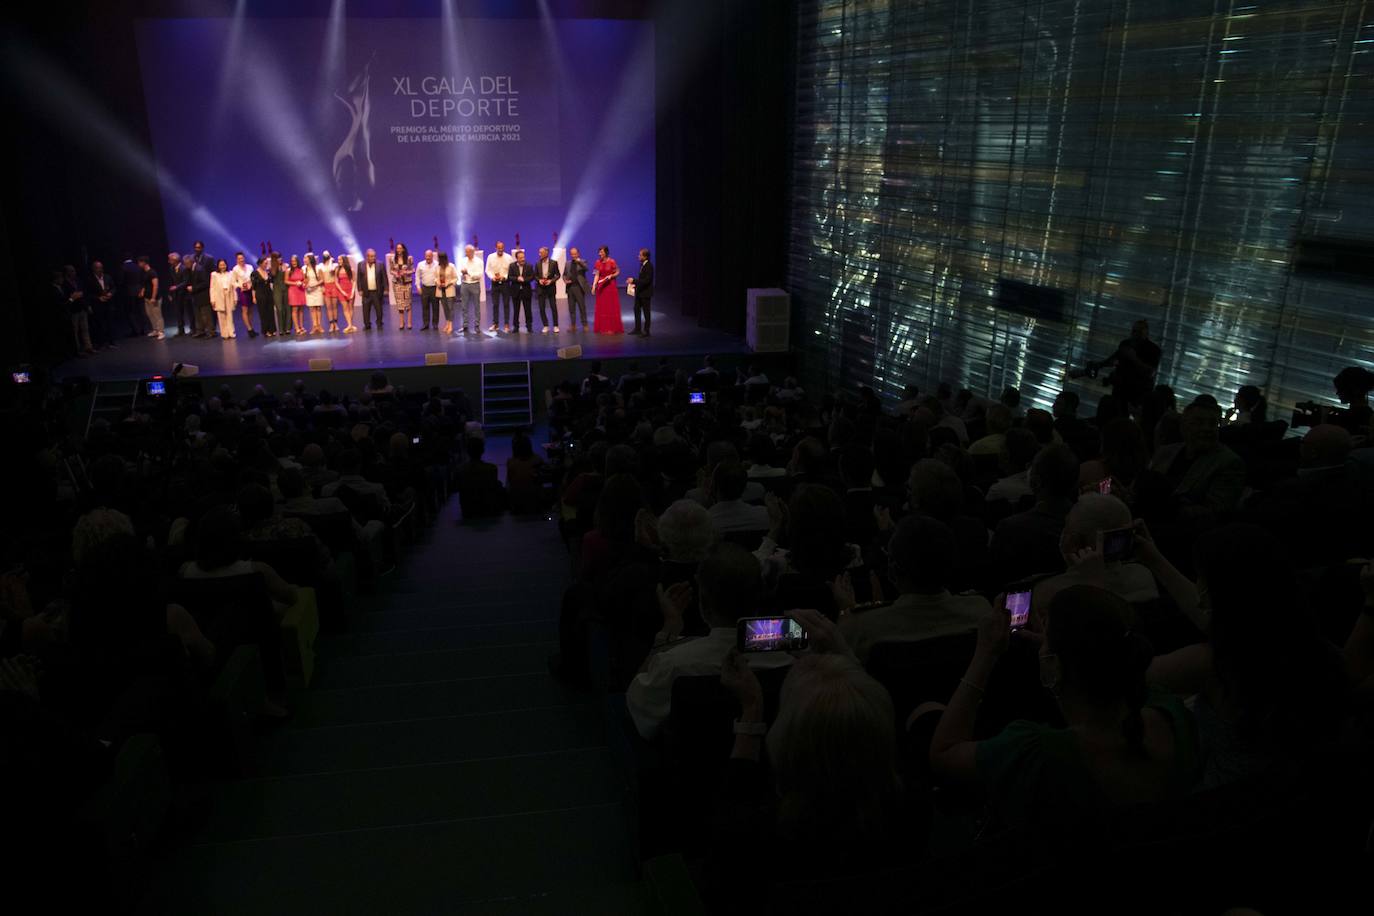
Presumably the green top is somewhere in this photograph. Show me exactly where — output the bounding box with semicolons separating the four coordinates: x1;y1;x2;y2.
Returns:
271;268;289;305
975;688;1199;831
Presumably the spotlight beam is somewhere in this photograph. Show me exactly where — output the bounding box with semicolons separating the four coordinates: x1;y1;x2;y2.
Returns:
2;39;249;254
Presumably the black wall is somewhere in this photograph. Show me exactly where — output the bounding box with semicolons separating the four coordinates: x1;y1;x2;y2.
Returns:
655;0;794;333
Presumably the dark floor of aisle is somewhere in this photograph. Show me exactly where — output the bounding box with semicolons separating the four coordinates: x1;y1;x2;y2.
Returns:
141;504;645;914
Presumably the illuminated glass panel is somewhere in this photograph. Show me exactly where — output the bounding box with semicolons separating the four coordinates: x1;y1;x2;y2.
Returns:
790;0;1374;414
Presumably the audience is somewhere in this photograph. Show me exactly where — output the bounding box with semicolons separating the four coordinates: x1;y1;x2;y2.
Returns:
4;343;1371;912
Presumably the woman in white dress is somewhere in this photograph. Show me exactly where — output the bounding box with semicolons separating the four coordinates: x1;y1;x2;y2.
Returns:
209;258;237;339
303;254;326;333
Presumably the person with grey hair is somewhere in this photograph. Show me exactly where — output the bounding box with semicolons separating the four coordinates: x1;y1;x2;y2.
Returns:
709;608;914;903
1031;493;1158;614
357;247;388;331
656;499;716;566
458;244;482;334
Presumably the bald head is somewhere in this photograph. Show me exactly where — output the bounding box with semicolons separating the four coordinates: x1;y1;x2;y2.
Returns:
1301;424;1353;469
1061;493;1132;556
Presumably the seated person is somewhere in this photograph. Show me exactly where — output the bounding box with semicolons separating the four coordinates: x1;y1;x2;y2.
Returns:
453;436;505;518
685;441;766;506
64;510;214;665
1143;401;1244;525
322;448;392;512
654;499;718;636
969;403;1013;456
627;543;791;740
930;586;1200;834
907;459;988;592
1148;524;1347;790
984;427;1039;505
702;609;919;906
839;515;990;664
179;506;299;614
1032;493;1159;610
236;483;330;569
989;444;1078;587
505;432;548;514
298;442;339;493
705;461;771;535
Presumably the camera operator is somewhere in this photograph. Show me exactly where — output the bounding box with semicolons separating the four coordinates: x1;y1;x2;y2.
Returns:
1078;320;1162;413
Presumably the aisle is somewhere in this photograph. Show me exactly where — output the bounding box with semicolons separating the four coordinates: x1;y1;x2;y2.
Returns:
142;509;642;914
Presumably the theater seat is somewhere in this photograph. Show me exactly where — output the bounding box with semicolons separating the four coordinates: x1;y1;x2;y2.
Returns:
864;631;978;726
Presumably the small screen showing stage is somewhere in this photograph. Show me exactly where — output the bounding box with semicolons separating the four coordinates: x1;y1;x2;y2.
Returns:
134;16;654;262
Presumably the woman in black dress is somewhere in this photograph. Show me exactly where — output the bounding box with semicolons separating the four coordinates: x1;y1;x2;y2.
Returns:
251;256;277;337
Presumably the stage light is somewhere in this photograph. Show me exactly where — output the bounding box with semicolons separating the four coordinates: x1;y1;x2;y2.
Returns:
1;40;249;254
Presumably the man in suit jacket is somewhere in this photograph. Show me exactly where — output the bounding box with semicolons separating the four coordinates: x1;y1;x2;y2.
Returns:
164;252;189;336
507;249;534;333
85;260;117;349
633;248;654;337
564;246;590;331
533;246;561;334
357;248;388;331
187;241;214;337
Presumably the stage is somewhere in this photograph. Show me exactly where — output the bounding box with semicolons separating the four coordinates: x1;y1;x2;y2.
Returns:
54;296;751;385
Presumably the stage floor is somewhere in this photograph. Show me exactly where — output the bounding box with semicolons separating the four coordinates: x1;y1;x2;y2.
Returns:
55;298;750;382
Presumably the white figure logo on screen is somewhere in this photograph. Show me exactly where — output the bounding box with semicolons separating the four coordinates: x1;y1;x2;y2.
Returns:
334;53;377;212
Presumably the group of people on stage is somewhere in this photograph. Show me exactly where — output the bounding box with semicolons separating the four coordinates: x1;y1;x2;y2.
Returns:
55;238;656;353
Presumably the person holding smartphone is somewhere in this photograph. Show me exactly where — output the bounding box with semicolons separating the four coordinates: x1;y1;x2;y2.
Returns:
928;586;1199;833
838;515;991;664
626;544;792;741
704;607;918;909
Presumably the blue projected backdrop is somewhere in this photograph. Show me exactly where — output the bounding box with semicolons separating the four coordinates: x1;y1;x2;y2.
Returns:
134;17;654;262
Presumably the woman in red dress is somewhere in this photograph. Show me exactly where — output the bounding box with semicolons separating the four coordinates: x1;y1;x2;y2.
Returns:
592;245;624;334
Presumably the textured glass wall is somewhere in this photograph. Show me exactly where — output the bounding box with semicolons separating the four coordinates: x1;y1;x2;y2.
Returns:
789;0;1374;414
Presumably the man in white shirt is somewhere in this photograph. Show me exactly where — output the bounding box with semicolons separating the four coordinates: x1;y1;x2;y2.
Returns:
839;515;991;664
358;248;388;331
485;240;512;332
457;244;483;334
1031;493;1159;612
705;462;771;535
627;544;791;740
415;250;439;331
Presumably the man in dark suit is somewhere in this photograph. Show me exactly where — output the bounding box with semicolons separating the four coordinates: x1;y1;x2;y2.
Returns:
186;241;214;337
564;246;590;331
164;252;189;336
508;249;534;333
358;248;388;331
85;260;117;349
119;256;146;337
534;246;561;334
633;248;654;337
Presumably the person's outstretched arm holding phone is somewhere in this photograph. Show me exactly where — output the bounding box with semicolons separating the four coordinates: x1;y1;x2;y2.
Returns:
928;597;1012;782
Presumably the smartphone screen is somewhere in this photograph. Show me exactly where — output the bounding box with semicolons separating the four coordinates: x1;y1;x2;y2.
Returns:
412;436;421;445
12;372;31;384
689;391;706;406
737;616;808;653
146;380;166;396
1101;526;1134;563
1007;590;1032;630
1097;477;1112;495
